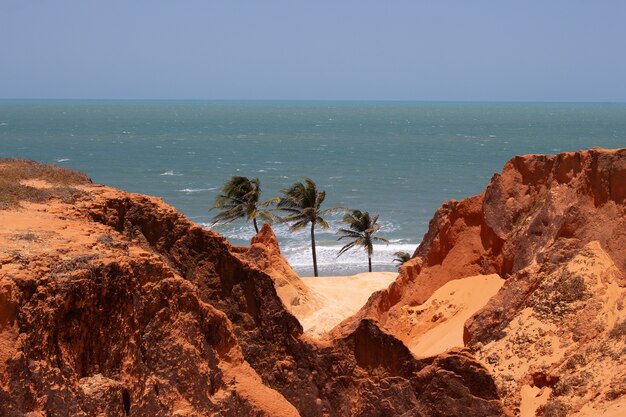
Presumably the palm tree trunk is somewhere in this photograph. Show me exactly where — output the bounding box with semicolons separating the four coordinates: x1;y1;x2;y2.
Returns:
368;255;372;273
253;217;259;233
311;222;318;277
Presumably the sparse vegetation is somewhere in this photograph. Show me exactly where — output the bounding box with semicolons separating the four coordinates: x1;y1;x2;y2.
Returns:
605;386;625;401
96;233;129;252
552;378;572;396
52;254;98;277
609;319;626;340
13;232;41;242
531;268;590;317
553;371;592;397
0;159;90;209
485;352;500;365
539;399;568;417
563;353;585;370
513;196;546;228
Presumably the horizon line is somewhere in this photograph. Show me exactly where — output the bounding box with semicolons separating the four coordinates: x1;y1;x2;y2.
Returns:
1;98;626;105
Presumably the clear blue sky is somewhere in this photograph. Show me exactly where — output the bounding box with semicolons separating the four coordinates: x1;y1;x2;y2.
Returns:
2;0;625;101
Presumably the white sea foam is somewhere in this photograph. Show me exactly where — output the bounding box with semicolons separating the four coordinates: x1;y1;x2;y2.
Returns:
56;158;70;162
160;170;183;176
282;243;418;268
283;242;418;276
201;220;417;275
206;216;402;244
178;188;215;193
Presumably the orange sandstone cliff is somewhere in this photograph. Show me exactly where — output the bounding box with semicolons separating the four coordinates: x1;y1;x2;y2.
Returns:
0;159;508;417
1;147;624;417
334;148;626;416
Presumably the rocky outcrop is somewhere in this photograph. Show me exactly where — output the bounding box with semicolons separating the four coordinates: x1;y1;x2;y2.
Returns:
334;148;626;416
5;148;621;416
0;159;509;416
232;224;322;318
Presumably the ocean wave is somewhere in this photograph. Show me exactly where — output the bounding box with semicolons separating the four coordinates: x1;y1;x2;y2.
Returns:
205;216;404;244
56;158;71;163
178;188;215;193
204;217;417;266
281;243;418;268
201;220;418;275
160;170;183;176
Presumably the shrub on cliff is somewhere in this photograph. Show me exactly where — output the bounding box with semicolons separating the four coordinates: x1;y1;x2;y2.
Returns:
0;158;89;209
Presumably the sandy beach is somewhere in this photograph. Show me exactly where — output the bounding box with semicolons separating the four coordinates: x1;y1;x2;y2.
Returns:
297;272;398;338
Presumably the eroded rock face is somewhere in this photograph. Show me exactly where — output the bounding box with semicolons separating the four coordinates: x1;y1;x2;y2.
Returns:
334;148;626;416
0;160;509;416
233;224;323;318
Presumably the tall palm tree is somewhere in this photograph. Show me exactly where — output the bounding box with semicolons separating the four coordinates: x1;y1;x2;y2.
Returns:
337;210;389;273
275;178;335;277
392;251;411;270
210;176;273;233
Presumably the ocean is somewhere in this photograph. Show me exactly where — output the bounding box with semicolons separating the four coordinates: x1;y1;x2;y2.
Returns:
1;100;625;276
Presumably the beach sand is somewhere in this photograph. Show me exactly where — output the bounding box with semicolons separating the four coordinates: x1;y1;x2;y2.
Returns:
298;272;397;338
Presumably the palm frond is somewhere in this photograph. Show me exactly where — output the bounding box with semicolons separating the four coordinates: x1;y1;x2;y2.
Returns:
337;241;358;257
318;218;330;230
373;236;389;244
210;176;271;231
337;229;363;239
336;209;388;262
393;251;412;267
261;197;280;207
288;219;310;232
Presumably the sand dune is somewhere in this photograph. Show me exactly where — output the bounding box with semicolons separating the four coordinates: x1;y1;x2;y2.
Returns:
404;274;504;357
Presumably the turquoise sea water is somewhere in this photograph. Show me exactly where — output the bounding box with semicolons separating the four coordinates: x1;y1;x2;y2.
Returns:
1;100;625;275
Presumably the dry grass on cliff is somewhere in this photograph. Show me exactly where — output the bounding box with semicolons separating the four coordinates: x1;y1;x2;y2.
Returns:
530;267;591;318
0;158;91;209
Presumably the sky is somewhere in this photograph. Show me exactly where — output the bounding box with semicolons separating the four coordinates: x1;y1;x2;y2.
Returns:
1;1;625;101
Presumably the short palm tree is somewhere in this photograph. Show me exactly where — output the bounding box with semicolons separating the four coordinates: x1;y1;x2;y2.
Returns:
210;176;273;233
337;210;389;273
275;178;336;277
392;251;411;270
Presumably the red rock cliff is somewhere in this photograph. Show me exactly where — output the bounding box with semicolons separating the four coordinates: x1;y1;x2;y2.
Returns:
0;159;509;416
333;148;626;416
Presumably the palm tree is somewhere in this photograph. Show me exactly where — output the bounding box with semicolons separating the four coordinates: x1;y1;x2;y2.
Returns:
392;251;411;270
210;176;273;233
275;178;336;277
337;210;389;273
